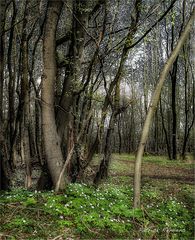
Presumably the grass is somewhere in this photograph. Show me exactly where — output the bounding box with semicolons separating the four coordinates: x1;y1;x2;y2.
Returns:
108;154;194;181
0;154;194;239
93;153;194;171
112;153;194;167
142;154;194;168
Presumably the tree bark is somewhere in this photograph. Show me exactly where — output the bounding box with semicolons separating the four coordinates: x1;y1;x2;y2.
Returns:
133;8;195;208
41;0;66;190
94;111;116;185
160;98;171;159
0;0;5;124
181;45;195;159
21;14;32;188
0;0;10;190
170;57;178;159
7;1;17;161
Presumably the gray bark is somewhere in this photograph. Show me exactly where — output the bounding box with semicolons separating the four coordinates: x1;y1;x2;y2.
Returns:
41;0;66;190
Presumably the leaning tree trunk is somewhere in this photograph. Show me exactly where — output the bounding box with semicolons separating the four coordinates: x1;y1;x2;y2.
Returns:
133;8;195;208
41;0;66;190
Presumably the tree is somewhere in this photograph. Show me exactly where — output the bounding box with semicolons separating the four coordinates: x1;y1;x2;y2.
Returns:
0;0;10;190
133;8;195;208
41;0;67;190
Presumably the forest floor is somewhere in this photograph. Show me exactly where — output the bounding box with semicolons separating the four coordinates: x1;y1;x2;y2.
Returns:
0;154;194;239
109;154;194;184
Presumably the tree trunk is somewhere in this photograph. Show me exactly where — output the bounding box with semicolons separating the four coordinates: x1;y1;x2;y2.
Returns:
0;131;10;190
21;30;32;188
94;111;116;185
0;0;10;190
118;114;122;154
170;58;178;159
181;45;195;159
7;1;17;169
133;9;195;208
41;0;66;190
0;0;5;124
160;98;171;159
56;0;88;141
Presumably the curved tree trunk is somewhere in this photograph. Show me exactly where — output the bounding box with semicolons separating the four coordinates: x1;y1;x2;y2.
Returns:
41;0;66;190
133;8;195;208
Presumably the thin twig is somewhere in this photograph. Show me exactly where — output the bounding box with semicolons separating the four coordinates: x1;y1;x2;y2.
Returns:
52;234;64;240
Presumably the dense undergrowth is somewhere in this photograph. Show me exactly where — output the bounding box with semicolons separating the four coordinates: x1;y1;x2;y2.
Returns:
0;180;194;239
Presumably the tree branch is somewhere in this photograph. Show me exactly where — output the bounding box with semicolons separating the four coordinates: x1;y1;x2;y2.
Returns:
128;0;177;49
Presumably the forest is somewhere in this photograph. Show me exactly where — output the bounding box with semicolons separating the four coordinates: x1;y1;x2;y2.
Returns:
0;0;194;239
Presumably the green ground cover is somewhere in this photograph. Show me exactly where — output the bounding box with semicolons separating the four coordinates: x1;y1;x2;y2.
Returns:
0;154;194;239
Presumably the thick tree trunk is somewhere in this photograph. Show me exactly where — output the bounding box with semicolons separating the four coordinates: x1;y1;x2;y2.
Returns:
56;0;88;141
133;9;195;208
41;0;66;190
